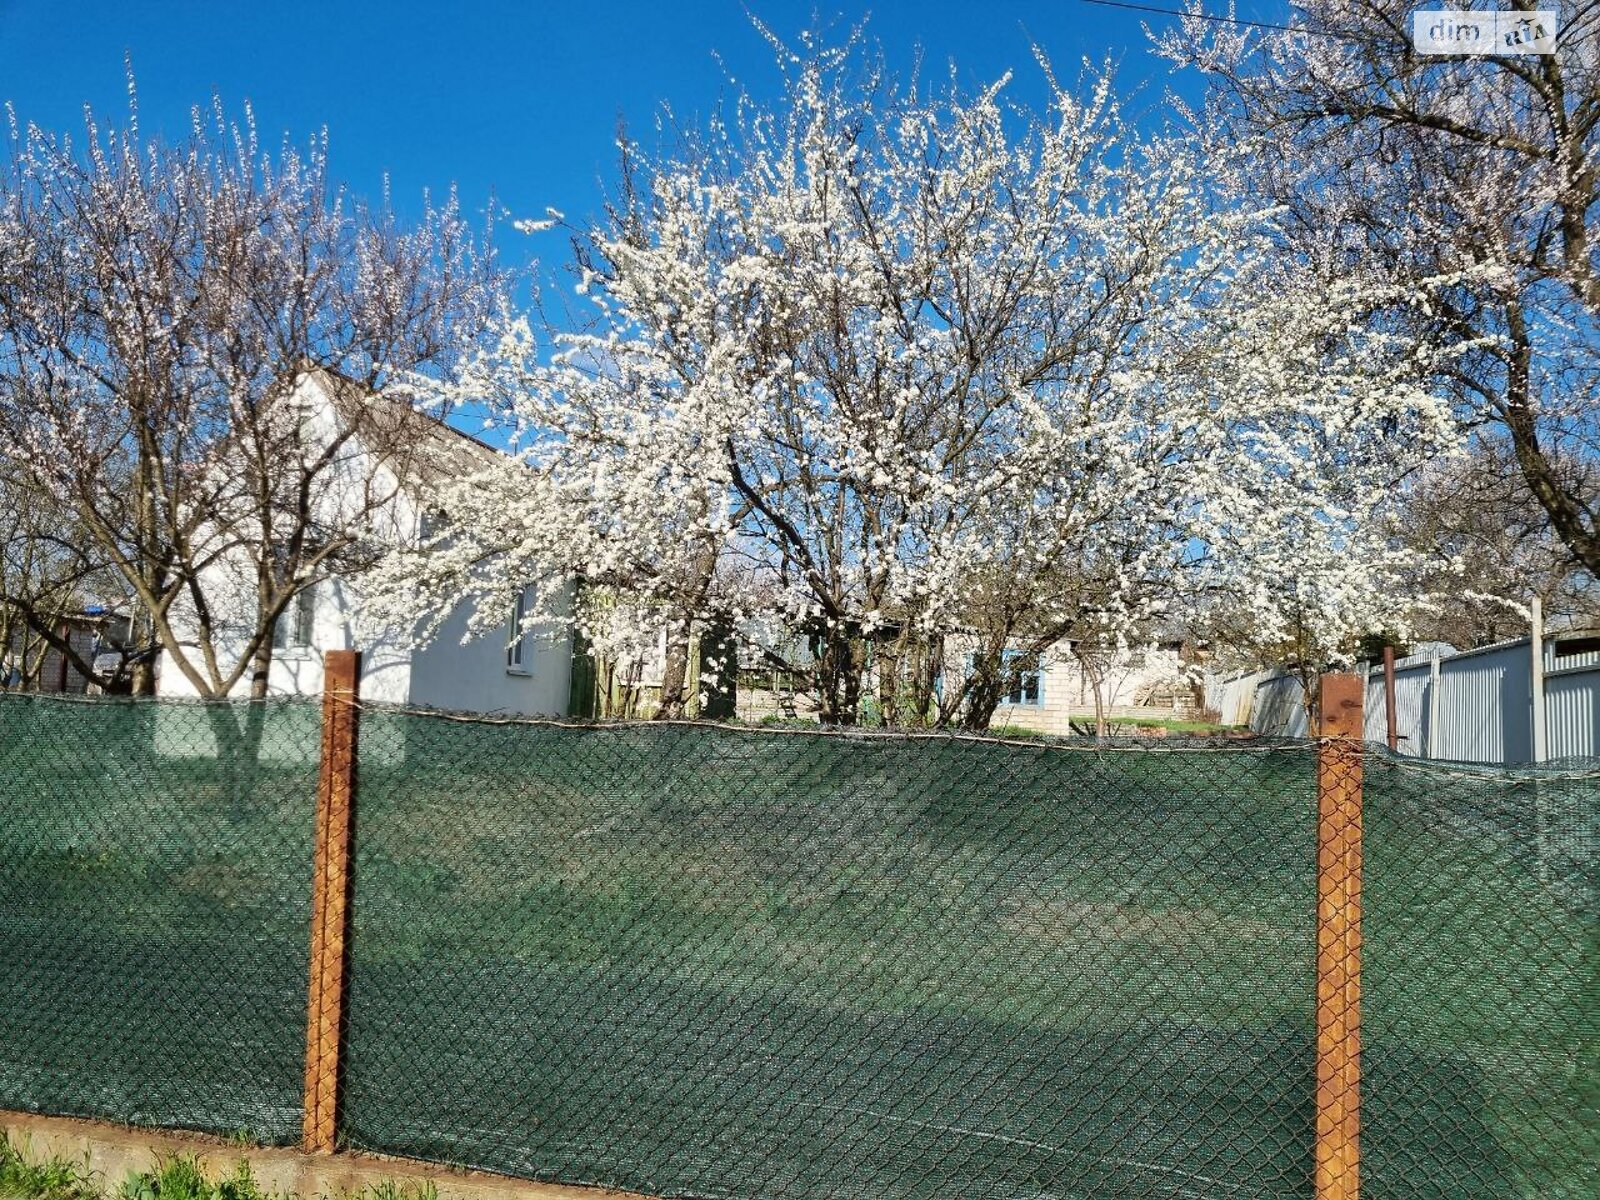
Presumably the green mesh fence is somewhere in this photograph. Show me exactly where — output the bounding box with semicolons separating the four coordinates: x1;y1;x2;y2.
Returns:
1;695;1595;1200
343;715;1324;1199
0;696;318;1142
1360;752;1598;1200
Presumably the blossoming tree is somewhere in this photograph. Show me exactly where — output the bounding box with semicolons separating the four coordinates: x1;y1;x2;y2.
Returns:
1155;0;1600;584
368;32;1464;726
0;96;500;697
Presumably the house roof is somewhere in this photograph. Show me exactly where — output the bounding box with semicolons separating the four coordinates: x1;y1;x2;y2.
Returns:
305;366;509;492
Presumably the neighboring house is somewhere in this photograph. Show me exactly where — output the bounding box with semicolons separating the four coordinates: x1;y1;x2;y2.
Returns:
148;368;1194;731
0;606;132;694
156;369;572;717
979;641;1203;734
573;612;1202;731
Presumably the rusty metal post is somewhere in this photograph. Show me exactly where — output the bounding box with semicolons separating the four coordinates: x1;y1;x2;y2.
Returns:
1530;598;1547;764
302;650;361;1154
1381;646;1398;752
1316;673;1364;1200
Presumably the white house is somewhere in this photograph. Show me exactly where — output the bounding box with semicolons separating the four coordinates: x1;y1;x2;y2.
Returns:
156;369;572;717
976;640;1205;734
156;369;1201;733
580;612;1204;730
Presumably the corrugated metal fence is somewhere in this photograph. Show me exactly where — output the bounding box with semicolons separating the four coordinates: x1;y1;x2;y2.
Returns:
1213;635;1600;764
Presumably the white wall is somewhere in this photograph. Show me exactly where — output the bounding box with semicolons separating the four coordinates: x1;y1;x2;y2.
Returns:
407;584;573;717
157;372;416;702
154;371;573;718
940;636;1195;735
159;565;574;717
157;574;416;704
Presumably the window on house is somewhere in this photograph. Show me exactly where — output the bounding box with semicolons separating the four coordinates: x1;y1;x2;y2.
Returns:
507;586;532;673
1001;650;1043;706
273;587;316;651
961;650;1044;706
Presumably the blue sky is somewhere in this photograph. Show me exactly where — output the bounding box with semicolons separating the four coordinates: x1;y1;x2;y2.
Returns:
0;0;1289;268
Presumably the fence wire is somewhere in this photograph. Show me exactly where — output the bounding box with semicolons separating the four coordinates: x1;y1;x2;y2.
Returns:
0;697;319;1142
0;695;1594;1200
344;715;1326;1200
1360;751;1597;1200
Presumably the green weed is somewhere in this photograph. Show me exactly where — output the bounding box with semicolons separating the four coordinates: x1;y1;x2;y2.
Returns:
1;1141;435;1200
0;1138;98;1200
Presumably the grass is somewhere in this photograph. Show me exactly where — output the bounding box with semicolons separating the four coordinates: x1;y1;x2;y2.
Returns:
1099;714;1246;733
0;699;1593;1200
0;1138;435;1200
0;1138;97;1200
747;714;1247;737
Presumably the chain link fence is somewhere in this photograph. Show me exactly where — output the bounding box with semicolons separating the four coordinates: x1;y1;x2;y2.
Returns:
1360;752;1596;1200
0;692;1594;1199
0;696;319;1142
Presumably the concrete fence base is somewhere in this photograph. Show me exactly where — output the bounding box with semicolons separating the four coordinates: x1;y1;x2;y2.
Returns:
0;1112;646;1200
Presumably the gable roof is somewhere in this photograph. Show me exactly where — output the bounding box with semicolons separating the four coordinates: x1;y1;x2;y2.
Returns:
304;366;509;491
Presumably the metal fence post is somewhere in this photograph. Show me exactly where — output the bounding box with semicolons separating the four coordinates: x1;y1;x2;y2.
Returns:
1530;598;1547;764
302;649;361;1154
1381;646;1398;752
1316;673;1364;1200
1426;653;1441;759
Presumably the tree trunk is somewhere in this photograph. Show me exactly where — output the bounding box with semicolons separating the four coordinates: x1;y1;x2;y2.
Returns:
652;618;693;719
249;636;274;700
813;626;865;725
22;628;47;691
962;676;1006;732
130;658;158;696
875;635;900;727
962;651;1007;732
1502;308;1600;579
128;583;161;696
839;644;864;726
0;609;14;691
697;615;738;720
653;536;722;720
1299;664;1319;733
910;638;942;726
1075;648;1109;738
